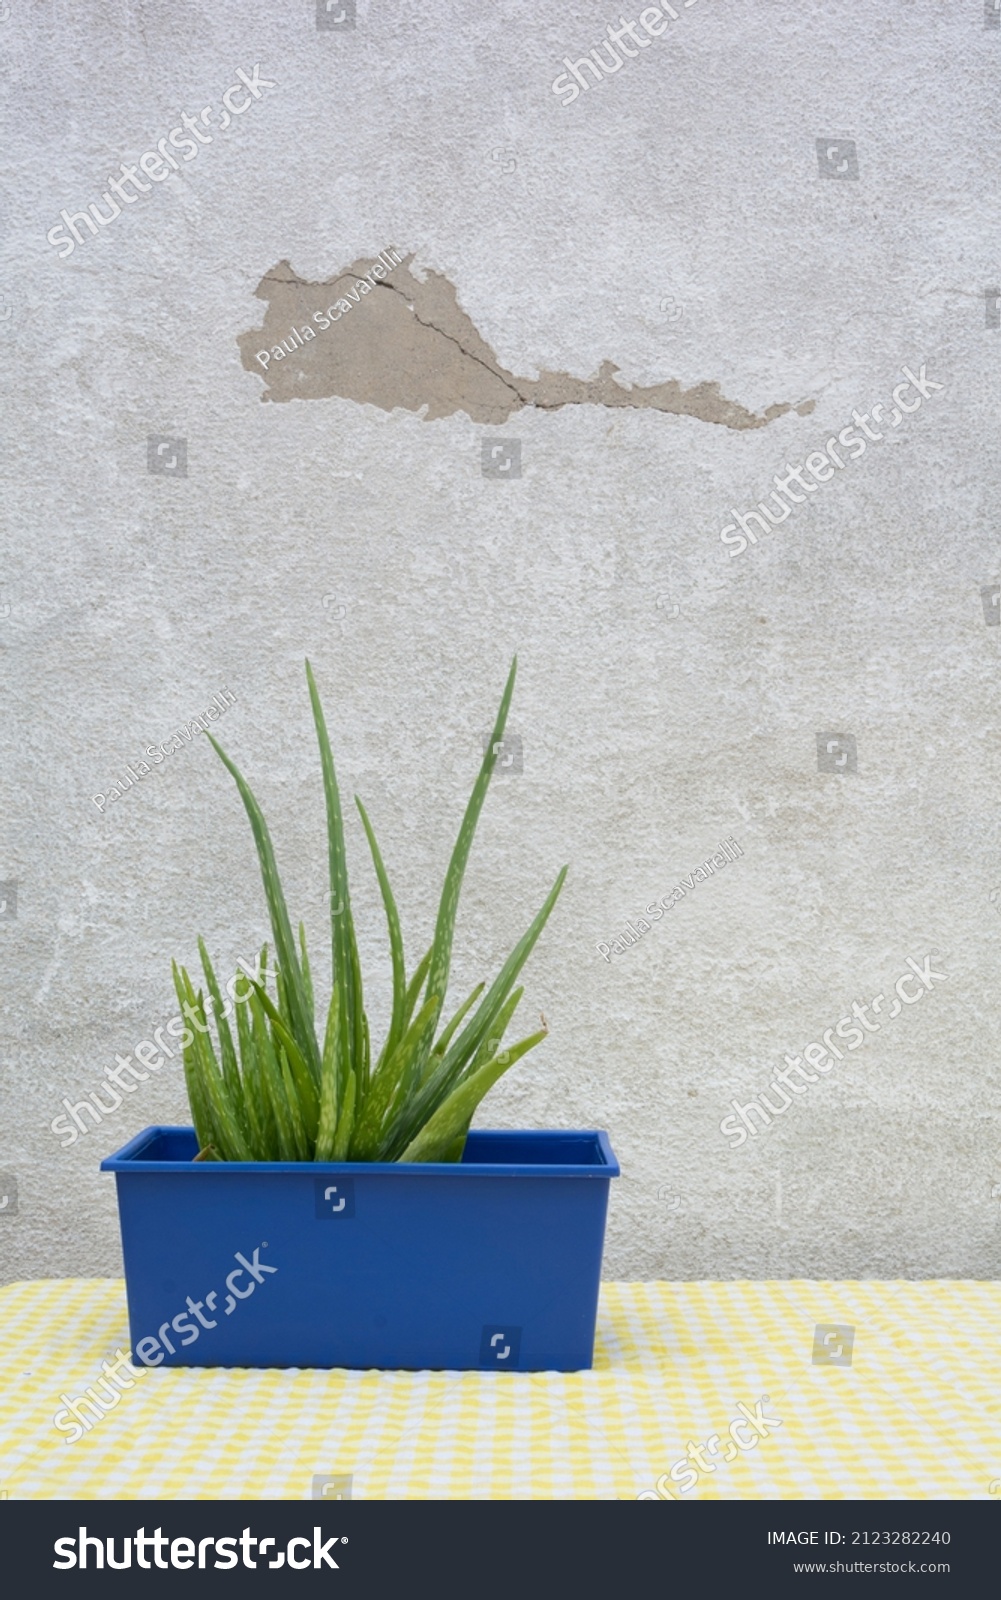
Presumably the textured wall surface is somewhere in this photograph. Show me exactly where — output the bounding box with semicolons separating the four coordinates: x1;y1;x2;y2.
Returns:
1;1;998;1286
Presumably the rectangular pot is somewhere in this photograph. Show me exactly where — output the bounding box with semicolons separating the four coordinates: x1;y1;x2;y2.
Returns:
101;1126;619;1372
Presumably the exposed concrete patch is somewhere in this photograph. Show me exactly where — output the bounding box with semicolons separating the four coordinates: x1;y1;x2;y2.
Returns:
237;252;816;430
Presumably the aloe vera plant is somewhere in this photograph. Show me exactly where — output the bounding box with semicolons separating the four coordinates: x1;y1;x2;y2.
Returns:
172;658;567;1163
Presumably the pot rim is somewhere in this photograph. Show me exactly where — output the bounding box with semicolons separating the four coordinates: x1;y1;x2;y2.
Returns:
100;1124;620;1179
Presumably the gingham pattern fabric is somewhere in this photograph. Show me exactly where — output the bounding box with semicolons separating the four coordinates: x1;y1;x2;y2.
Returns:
1;1279;998;1499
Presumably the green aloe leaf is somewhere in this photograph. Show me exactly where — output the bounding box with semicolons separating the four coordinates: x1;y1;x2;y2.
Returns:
299;921;314;1022
276;1024;319;1148
179;974;254;1161
348;994;439;1160
386;866;566;1159
175;968;225;1155
173;961;215;1154
314;986;341;1160
232;970;268;1154
355;796;407;1062
438;867;566;1082
416;982;486;1096
402;946;432;1031
197;939;247;1135
439;1129;470;1163
305;661;363;1093
461;985;523;1082
351;932;368;1099
249;986;298;1160
205;732;320;1083
427;982;486;1074
332;1069;357;1160
247;976;319;1143
399;1027;547;1163
422;658;517;1031
279;1045;309;1160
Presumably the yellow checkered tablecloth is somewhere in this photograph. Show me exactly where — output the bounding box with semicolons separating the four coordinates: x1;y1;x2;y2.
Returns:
0;1279;998;1500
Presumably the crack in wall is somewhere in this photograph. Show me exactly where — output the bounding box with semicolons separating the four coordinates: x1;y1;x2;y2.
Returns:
238;251;816;430
375;276;534;408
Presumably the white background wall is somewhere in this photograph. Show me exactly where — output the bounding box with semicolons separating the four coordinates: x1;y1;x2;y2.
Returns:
1;0;999;1284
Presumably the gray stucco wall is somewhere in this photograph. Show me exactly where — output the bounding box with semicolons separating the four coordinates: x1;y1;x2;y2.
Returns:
1;1;998;1284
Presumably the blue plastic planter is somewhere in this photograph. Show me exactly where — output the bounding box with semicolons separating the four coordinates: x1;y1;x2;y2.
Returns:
101;1126;619;1372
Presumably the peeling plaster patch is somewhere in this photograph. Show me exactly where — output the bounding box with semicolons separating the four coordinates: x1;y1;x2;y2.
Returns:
238;252;815;430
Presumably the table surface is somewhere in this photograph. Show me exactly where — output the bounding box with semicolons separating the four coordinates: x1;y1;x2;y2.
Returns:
1;1278;998;1500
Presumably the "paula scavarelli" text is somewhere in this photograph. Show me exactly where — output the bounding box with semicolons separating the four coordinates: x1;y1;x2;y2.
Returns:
597;837;743;962
255;247;403;371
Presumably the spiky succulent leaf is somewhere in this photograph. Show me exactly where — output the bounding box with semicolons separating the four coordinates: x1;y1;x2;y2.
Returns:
306;660;362;1094
247;977;319;1142
197;938;247;1135
422;658;517;1031
173;961;215;1154
314;986;341;1160
437;868;566;1085
355;796;407;1061
399;1028;547;1163
331;1069;356;1160
232;970;268;1154
431;979;486;1068
384;867;566;1160
402;947;432;1031
462;986;524;1082
205;732;320;1083
348;995;438;1160
249;986;298;1160
299;922;314;1021
180;975;254;1161
279;1046;309;1160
